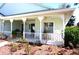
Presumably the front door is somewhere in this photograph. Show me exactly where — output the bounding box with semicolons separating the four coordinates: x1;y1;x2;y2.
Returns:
30;23;35;33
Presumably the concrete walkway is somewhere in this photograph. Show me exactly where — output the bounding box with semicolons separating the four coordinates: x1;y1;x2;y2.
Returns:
0;41;9;47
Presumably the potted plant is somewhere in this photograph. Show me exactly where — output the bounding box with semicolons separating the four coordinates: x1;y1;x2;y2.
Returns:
12;31;17;38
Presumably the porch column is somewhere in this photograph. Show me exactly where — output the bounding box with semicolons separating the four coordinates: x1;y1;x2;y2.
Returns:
2;20;5;33
10;19;13;37
22;18;26;39
61;15;65;39
38;16;44;43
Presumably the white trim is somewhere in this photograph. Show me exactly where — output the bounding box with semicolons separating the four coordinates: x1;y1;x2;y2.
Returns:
1;8;74;19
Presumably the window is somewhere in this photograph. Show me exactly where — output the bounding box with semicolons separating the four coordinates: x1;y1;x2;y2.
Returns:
44;22;53;33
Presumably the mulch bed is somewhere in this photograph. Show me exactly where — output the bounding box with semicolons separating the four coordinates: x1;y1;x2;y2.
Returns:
0;45;11;55
0;41;79;55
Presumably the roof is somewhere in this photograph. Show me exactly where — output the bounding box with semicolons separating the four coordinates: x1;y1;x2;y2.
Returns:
0;3;66;16
0;3;76;20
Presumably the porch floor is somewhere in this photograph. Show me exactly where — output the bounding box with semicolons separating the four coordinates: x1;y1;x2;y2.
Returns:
7;37;64;46
7;37;40;43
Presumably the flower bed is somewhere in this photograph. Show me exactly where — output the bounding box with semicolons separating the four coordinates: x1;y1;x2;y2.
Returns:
0;42;79;55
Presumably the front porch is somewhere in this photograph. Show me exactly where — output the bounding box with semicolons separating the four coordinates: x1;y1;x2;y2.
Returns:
2;15;64;45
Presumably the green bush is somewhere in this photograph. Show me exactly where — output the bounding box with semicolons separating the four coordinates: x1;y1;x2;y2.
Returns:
65;26;79;48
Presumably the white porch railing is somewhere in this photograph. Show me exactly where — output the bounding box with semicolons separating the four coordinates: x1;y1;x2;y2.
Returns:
3;31;11;36
25;32;63;43
25;32;40;43
25;32;40;39
43;33;63;41
3;31;63;44
41;33;63;44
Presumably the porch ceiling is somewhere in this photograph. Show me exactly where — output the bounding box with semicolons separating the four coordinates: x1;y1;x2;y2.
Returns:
0;3;72;16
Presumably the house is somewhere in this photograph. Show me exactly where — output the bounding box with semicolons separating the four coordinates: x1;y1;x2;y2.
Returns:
0;4;74;45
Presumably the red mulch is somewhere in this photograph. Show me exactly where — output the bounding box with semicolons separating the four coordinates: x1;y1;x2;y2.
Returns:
0;45;11;55
0;42;79;55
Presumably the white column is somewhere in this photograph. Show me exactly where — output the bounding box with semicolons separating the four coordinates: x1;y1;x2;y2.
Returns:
38;16;44;43
63;16;65;39
10;19;13;37
2;20;5;33
22;18;26;39
61;15;65;39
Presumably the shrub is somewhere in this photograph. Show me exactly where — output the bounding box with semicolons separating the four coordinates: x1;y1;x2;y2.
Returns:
64;26;79;48
24;43;31;54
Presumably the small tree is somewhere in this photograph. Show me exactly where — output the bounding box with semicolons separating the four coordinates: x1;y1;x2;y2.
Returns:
66;16;75;26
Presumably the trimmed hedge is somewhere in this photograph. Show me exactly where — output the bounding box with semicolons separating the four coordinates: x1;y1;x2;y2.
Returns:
64;26;79;48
